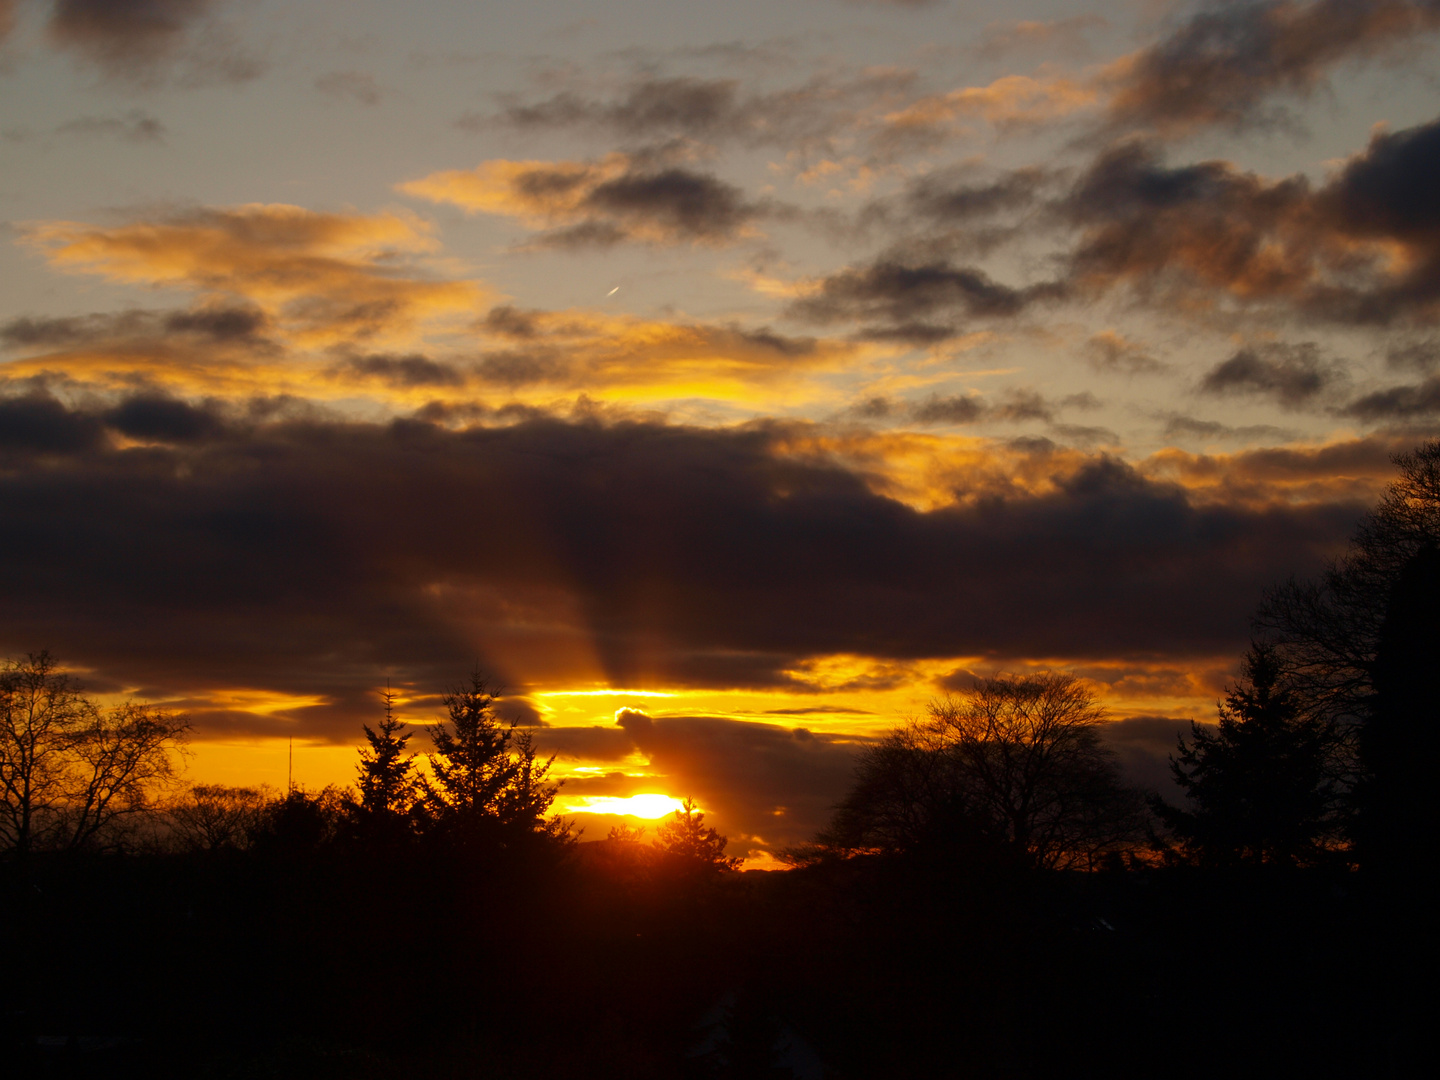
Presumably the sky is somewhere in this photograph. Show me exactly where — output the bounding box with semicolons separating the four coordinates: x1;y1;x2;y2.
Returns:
3;0;1439;865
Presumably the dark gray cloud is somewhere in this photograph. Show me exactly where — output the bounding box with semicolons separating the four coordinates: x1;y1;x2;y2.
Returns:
104;392;225;442
613;709;866;857
1161;414;1294;442
55;110;166;142
0;392;108;453
338;353;466;388
566;167;758;246
1105;0;1440;136
2;306;269;349
1199;343;1344;408
478;70;916;157
1342;375;1440;420
0;403;1364;754
1098;715;1209;799
48;0;259;84
481;306;541;340
315;71;381;106
1061;116;1440;324
1084;332;1168;375
787;259;1067;342
908;389;1092;426
902;166;1051;224
1386;340;1440;373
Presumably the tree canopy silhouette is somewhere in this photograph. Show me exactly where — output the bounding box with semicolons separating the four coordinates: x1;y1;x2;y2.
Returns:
1;651;189;855
353;684;420;839
1151;644;1345;867
1257;439;1440;723
815;672;1145;870
1255;439;1440;866
421;670;569;846
652;798;741;872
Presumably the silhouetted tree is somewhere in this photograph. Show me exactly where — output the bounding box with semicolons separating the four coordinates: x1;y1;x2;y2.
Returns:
0;651;189;855
1151;644;1344;867
1358;544;1440;878
1255;440;1440;863
817;672;1146;870
652;798;741;871
170;783;269;852
353;684;420;834
250;784;348;858
1257;439;1440;723
607;822;646;842
422;670;568;844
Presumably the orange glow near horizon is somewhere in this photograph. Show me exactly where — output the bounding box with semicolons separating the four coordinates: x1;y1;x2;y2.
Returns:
563;794;689;819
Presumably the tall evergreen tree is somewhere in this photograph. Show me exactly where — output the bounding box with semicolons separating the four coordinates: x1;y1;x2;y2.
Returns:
652;798;741;871
1152;644;1343;867
355;684;419;826
422;670;567;843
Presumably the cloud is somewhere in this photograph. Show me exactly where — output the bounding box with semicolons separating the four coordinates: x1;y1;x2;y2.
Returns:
0;0;15;43
0;406;1366;753
901;166;1052;224
400;154;767;248
878;74;1098;143
2;306;269;349
336;353;466;388
1084;331;1169;375
1061;117;1440;324
609;709;866;857
21;204;485;348
0;392;107;453
972;16;1108;61
1160;414;1294;442
1098;715;1207;798
56;110;167;142
786;258;1067;341
1198;342;1345;408
908;389;1093;427
1101;0;1440;136
316;71;382;106
1342;375;1440;419
47;0;261;85
480;72;917;158
1386;340;1440;372
104;391;225;442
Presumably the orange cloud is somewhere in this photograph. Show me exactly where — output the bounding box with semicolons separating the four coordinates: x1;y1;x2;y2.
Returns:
401;155;766;247
881;74;1098;136
21;204;486;348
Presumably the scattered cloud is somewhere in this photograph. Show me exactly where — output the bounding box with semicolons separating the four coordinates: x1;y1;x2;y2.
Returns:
972;16;1108;61
1198;342;1345;408
1342;375;1440;419
787;257;1067;342
316;71;382;106
401;154;770;248
1061;116;1440;324
1084;331;1168;375
20;204;485;348
47;0;262;85
1100;0;1440;137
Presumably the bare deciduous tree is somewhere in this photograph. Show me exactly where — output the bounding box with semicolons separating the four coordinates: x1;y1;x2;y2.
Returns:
170;783;269;852
1;651;189;855
818;672;1146;870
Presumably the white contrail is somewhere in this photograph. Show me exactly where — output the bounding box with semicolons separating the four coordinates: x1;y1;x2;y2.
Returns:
607;286;620;296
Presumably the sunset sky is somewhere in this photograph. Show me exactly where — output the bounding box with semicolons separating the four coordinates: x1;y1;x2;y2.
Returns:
3;0;1438;865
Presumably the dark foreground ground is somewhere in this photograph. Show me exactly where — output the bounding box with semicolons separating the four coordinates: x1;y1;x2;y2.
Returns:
1;843;1424;1079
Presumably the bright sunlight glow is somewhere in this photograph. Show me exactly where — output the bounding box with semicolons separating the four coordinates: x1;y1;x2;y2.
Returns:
566;794;688;819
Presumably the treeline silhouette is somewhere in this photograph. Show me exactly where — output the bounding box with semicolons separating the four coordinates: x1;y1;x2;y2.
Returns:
3;440;1436;1078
